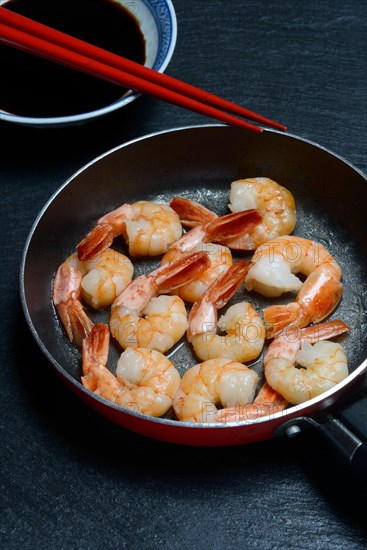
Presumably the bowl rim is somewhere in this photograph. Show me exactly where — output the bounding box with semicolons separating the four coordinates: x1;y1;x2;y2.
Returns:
0;0;178;127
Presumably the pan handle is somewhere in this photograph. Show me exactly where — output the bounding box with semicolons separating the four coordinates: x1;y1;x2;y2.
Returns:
317;416;367;473
275;390;367;475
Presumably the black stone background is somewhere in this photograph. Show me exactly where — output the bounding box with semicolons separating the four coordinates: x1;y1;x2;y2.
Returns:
1;1;366;548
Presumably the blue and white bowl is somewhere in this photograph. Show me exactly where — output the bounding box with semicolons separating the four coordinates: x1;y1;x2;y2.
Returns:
0;0;177;127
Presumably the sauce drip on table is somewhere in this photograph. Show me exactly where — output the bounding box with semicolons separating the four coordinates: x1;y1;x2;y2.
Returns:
0;0;146;117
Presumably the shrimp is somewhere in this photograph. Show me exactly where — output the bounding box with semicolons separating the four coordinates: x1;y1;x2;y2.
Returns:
77;201;182;261
52;249;133;345
172;358;259;423
161;208;261;303
82;324;180;417
245;236;343;337
264;319;350;404
228;178;296;248
110;251;210;353
170;176;296;250
187;261;265;362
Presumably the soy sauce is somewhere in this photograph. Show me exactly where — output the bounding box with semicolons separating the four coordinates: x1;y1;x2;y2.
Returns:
0;0;146;117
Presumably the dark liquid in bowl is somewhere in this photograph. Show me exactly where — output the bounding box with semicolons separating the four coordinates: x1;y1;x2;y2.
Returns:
0;0;146;117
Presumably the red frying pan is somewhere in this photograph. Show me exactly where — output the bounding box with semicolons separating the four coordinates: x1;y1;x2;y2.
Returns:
20;125;367;470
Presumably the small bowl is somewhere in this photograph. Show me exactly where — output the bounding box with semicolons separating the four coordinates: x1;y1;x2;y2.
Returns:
0;0;177;127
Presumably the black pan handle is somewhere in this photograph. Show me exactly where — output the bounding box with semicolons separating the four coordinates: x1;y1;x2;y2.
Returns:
317;416;367;473
275;389;367;475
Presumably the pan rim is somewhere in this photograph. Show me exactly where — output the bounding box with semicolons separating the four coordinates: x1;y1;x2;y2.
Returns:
19;123;367;430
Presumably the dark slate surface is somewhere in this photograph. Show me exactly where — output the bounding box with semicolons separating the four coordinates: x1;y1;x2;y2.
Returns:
1;1;366;548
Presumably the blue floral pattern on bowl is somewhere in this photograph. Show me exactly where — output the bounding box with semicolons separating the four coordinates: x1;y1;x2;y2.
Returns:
142;0;176;71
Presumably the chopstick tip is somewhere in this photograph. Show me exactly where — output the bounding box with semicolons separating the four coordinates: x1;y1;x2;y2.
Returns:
270;122;288;132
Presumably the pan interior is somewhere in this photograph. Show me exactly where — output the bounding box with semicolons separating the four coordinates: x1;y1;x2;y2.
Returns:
22;126;367;422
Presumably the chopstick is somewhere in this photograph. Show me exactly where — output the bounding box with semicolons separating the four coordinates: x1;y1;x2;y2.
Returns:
0;6;287;133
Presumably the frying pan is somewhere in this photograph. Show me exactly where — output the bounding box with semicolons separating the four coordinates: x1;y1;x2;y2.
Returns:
20;125;367;469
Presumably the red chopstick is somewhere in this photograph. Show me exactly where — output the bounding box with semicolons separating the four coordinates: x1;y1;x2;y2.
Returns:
0;6;287;132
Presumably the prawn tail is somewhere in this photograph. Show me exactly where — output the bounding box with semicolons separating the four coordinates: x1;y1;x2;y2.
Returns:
58;300;94;347
204;209;262;244
87;323;110;367
299;319;351;344
81;323;110;388
77;223;114;262
155;251;211;293
187;260;248;341
263;302;300;339
207;260;249;309
170;197;217;228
